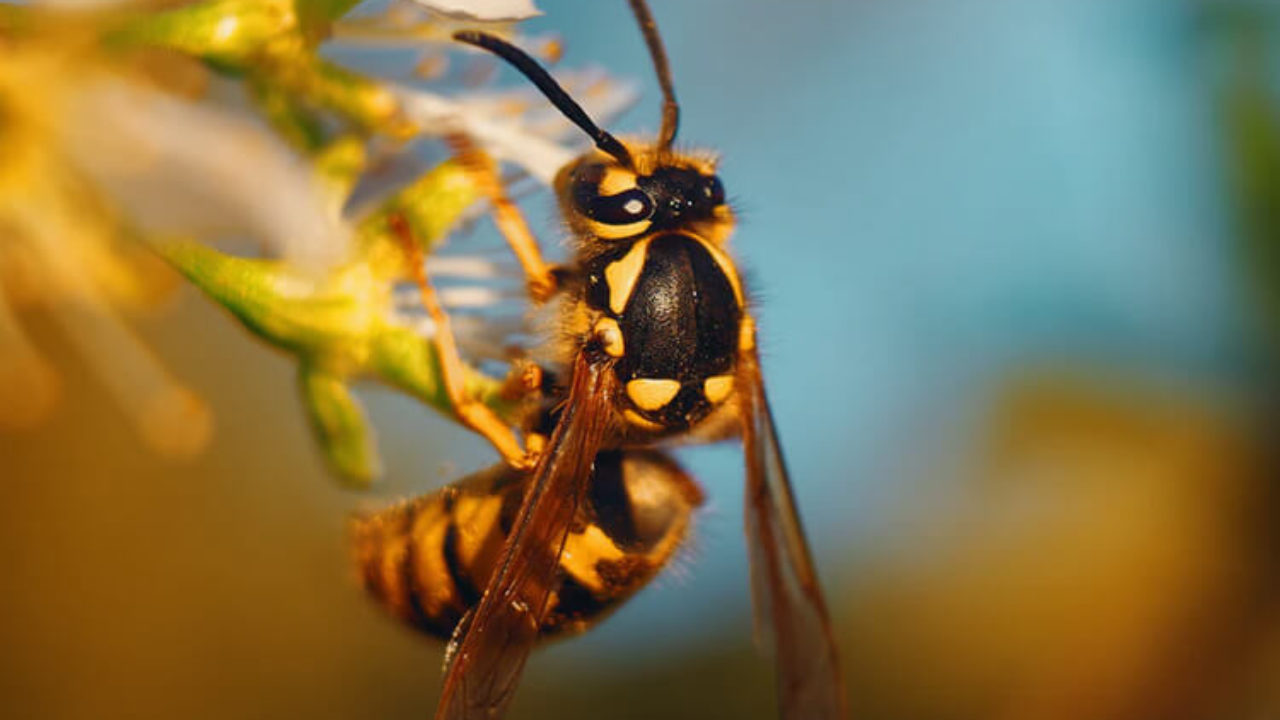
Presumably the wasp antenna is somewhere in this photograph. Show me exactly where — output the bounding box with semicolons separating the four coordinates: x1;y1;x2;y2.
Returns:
627;0;679;150
453;30;634;168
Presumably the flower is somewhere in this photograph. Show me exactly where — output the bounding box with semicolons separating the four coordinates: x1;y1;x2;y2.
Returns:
0;0;638;483
0;25;216;457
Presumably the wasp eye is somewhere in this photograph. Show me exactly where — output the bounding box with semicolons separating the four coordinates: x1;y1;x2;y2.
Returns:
589;188;654;225
704;175;726;206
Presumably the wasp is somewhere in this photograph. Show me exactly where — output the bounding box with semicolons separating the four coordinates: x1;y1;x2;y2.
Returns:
359;2;847;718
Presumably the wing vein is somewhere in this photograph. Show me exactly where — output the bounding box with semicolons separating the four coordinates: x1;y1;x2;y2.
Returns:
740;347;848;720
434;350;616;720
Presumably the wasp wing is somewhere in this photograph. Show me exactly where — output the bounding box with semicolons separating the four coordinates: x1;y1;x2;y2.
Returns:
740;348;847;720
434;351;616;720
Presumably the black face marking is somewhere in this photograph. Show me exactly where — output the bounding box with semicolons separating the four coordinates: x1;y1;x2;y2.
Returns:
638;168;726;230
572;163;725;234
706;175;725;206
571;163;607;208
591;188;654;225
572;164;654;226
584;233;741;429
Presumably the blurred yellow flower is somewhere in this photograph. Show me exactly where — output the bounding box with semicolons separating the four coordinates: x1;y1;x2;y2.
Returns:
0;0;636;478
0;26;212;457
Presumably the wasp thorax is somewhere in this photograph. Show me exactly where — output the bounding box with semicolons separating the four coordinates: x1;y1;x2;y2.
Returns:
584;230;744;433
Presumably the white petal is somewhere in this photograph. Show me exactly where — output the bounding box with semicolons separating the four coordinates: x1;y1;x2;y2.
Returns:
58;75;352;272
425;255;512;279
395;87;574;184
412;0;541;22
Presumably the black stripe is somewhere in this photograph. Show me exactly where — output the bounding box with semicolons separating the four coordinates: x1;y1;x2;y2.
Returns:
443;520;483;608
399;501;431;627
545;575;609;634
586;450;641;550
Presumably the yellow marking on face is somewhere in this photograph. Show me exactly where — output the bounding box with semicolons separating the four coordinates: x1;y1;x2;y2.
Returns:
598;166;639;196
703;375;735;404
559;524;625;593
605;239;651;314
624;409;665;432
626;378;681;411
588;218;652;240
694;237;744;306
593;317;625;357
739;315;756;352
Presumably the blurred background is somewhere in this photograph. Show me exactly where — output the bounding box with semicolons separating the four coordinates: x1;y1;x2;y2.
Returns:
2;0;1278;719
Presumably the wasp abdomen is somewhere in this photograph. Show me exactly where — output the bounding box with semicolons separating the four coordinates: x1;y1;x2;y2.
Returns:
353;450;703;640
586;233;743;429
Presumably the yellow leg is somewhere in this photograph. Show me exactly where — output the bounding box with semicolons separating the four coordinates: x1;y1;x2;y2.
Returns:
447;133;558;303
497;358;543;403
390;214;537;470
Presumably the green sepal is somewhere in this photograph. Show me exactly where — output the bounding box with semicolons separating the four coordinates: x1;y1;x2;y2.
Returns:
366;325;511;421
299;362;381;487
357;159;484;266
292;57;407;135
152;241;382;360
108;0;298;66
314;136;368;212
248;75;329;153
154;239;513;483
294;0;365;29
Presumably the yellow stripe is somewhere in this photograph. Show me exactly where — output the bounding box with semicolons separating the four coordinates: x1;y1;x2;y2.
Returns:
703;375;735;404
560;525;626;593
624;409;666;432
739;315;756;351
626;378;681;411
589;218;652;240
593;317;625;358
598;167;639;195
695;237;745;307
451;495;503;570
606;238;651;314
407;501;457;621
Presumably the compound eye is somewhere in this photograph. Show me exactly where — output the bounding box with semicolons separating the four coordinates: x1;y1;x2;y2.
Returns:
589;188;654;225
704;175;726;206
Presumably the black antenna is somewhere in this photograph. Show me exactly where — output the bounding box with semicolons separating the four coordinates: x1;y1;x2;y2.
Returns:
627;0;679;150
453;30;634;168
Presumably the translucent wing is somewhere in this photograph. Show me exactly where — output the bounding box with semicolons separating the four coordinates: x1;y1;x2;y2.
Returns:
434;351;616;720
740;347;847;720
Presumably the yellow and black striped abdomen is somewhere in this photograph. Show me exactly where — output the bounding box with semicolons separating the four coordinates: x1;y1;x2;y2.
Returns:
352;450;703;640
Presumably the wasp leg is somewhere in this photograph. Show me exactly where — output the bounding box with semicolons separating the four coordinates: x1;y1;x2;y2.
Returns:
391;214;539;470
448;133;558;303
